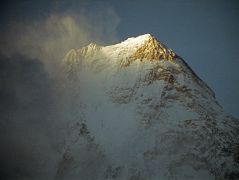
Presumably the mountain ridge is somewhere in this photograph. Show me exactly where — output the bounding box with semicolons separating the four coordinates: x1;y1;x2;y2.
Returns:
64;34;176;65
64;34;215;99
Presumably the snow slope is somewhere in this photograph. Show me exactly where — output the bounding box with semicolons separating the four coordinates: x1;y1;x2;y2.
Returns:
56;34;239;180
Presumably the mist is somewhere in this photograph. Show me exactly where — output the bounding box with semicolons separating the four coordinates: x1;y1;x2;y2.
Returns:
0;8;120;75
0;7;120;179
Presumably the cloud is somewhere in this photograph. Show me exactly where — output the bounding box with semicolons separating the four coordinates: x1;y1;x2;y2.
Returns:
0;5;120;179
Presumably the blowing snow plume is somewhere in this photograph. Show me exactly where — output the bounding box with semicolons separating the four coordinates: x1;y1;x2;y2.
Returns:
0;7;120;180
0;8;120;75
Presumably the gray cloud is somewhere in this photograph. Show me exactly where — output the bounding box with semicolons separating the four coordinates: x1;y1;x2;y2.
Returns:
0;55;56;179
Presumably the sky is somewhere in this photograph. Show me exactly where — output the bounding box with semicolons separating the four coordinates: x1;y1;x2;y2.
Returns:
1;0;238;117
0;0;239;179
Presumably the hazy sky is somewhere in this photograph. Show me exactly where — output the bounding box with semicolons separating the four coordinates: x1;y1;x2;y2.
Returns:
1;0;239;117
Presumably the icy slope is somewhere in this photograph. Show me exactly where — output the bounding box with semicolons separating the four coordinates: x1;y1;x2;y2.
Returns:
56;34;239;180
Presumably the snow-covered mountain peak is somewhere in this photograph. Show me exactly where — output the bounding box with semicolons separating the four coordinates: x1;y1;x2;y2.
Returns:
126;34;176;63
58;34;239;180
118;33;154;46
64;34;177;67
105;33;177;64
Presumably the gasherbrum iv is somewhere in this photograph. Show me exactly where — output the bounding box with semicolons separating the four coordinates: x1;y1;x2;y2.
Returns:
56;34;239;180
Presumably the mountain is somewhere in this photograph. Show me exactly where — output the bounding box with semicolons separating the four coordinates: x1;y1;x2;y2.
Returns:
56;34;239;180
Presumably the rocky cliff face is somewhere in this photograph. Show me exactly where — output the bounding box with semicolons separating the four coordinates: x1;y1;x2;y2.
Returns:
56;34;239;180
